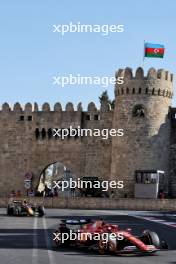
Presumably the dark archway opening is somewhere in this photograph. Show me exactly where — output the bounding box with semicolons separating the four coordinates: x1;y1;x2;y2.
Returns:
36;161;78;197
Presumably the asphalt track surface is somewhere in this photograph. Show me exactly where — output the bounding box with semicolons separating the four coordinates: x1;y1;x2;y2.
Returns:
0;208;176;264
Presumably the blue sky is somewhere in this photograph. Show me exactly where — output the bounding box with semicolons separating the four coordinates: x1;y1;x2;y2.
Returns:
0;0;176;109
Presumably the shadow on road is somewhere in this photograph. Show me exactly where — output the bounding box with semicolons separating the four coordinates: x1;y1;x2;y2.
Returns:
0;228;51;249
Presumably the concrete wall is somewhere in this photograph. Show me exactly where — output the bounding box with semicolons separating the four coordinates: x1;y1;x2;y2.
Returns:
1;197;176;211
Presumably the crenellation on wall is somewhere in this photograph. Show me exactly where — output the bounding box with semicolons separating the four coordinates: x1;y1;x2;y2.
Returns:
54;102;62;112
87;102;97;112
116;67;173;82
65;102;74;111
13;102;23;113
115;67;173;99
0;101;113;115
7;102;113;133
24;102;33;113
2;103;11;112
135;67;144;79
42;102;50;112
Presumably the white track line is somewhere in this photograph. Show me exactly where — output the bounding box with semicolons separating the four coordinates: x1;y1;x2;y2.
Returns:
43;217;56;264
32;217;38;264
133;215;176;228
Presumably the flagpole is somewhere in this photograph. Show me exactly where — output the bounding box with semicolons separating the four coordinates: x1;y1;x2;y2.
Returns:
142;40;145;67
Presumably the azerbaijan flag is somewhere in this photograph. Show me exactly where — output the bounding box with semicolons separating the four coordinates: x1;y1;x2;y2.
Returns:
144;43;165;58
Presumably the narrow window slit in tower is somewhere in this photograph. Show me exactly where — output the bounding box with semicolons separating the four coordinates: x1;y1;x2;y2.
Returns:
48;128;52;139
28;115;32;121
41;128;46;139
86;114;91;120
35;128;40;139
94;114;99;120
19;115;24;121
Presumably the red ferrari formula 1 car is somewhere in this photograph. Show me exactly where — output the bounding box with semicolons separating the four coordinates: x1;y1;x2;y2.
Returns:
53;219;168;255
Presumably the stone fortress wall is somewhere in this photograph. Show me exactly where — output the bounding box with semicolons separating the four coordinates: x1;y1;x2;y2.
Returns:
0;99;113;196
0;67;176;198
111;67;174;196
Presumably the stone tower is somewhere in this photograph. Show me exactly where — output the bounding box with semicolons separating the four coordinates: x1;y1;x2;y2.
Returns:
110;67;174;197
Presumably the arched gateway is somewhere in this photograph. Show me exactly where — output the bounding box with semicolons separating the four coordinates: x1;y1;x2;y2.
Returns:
37;161;77;197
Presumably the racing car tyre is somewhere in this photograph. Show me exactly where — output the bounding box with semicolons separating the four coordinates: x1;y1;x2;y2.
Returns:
38;206;45;217
142;230;160;248
160;239;168;249
53;231;61;248
7;206;14;216
98;239;107;254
